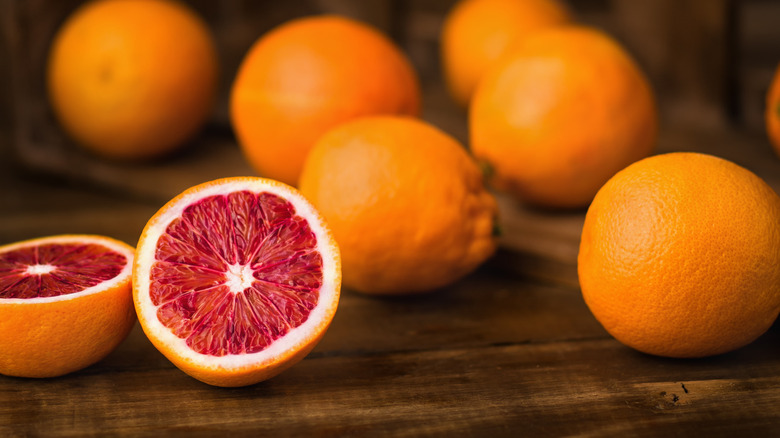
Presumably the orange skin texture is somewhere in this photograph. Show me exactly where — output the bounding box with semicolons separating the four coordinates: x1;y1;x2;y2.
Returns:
47;0;218;160
578;153;780;358
765;64;780;157
470;26;657;208
299;116;498;295
0;236;136;378
230;15;421;187
441;0;571;108
133;177;341;387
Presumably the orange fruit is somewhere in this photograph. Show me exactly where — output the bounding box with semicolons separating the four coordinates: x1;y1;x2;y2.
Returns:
470;26;657;208
47;0;218;160
133;177;341;387
765;64;780;157
441;0;571;107
578;152;780;358
230;15;421;186
0;235;135;377
299;116;498;295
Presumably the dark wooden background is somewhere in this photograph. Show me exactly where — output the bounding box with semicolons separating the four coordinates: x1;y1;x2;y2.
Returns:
2;0;780;435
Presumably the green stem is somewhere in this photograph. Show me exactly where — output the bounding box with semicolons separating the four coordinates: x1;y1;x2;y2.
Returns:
479;160;494;181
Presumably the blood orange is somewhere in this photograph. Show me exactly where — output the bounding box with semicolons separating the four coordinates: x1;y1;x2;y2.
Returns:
132;177;341;387
0;234;135;378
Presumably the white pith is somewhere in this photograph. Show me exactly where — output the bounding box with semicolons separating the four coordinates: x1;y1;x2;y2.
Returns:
225;263;256;294
134;178;340;370
25;264;56;275
0;235;134;304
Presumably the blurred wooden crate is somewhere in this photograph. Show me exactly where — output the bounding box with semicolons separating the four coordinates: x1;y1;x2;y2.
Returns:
1;0;778;202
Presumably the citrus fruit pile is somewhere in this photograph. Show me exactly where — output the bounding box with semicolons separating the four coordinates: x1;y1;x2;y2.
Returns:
439;0;658;209
31;0;500;387
228;14;498;295
22;0;780;388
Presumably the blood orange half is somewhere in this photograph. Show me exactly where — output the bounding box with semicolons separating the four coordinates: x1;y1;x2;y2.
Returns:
0;234;136;378
132;177;341;387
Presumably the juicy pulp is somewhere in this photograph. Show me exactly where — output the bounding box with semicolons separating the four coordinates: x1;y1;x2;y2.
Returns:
149;191;323;357
0;243;126;299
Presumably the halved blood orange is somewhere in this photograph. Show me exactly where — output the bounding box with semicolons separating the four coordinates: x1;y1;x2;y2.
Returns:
0;234;136;378
132;177;341;387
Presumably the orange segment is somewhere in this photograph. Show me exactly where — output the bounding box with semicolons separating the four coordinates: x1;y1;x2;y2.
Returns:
133;177;341;387
0;235;136;378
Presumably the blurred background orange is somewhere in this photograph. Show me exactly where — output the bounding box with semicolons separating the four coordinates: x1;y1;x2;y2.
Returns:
2;0;779;204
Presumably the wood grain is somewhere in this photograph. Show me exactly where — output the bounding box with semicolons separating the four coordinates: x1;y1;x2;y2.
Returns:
3;326;780;436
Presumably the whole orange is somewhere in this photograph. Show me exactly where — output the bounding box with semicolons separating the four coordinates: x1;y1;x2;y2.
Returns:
299;116;497;295
765;64;780;157
47;0;218;160
230;16;421;186
578;152;780;358
441;0;571;107
470;26;657;208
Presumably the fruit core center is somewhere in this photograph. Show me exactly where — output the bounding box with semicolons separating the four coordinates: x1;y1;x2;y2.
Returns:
25;264;56;276
225;263;255;293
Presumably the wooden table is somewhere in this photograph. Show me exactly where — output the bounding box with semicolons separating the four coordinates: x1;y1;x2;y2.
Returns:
2;113;780;436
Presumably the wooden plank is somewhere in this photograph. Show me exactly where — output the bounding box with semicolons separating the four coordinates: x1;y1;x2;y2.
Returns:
320;263;602;354
2;331;780;436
